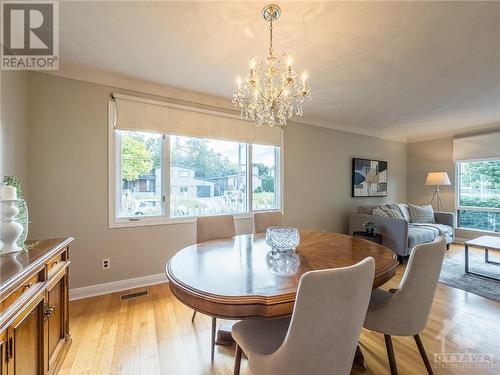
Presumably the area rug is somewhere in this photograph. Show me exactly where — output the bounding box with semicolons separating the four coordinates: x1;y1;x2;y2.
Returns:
439;250;500;302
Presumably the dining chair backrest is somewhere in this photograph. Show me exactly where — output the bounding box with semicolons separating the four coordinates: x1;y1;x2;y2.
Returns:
382;236;445;336
257;257;375;375
254;211;283;234
196;215;236;244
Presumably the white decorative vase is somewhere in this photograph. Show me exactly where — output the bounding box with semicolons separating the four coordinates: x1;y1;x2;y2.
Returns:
0;200;24;254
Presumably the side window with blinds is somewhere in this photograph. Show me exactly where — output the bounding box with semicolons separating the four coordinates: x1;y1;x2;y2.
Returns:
457;160;500;232
453;132;500;233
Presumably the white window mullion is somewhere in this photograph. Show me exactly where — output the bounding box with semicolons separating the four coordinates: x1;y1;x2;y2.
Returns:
248;143;253;214
163;134;170;219
456;161;461;212
275;146;281;210
114;131;122;221
457;206;500;213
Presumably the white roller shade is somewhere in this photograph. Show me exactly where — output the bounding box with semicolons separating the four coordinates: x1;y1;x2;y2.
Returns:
113;93;282;146
453;132;500;161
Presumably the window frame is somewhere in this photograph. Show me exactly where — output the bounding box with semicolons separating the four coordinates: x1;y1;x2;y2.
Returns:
108;102;283;228
251;143;281;212
455;158;500;233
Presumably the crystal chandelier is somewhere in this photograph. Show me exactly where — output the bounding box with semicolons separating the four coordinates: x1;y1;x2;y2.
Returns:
232;4;311;128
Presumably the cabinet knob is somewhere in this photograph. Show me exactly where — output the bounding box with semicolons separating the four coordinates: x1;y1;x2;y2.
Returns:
22;282;33;291
43;303;55;320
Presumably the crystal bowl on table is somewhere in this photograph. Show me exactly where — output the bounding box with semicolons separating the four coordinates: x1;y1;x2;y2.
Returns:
265;226;300;253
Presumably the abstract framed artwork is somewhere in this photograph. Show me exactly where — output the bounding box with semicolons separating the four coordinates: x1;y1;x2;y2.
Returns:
352;158;388;197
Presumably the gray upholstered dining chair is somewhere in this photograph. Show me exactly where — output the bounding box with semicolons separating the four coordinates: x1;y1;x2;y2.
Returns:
196;214;236;243
231;257;375;375
253;211;283;234
193;214;236;360
363;237;446;375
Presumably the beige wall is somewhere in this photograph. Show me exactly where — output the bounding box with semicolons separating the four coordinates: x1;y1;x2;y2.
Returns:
26;72;406;288
284;123;407;233
1;71;29;196
407;137;455;209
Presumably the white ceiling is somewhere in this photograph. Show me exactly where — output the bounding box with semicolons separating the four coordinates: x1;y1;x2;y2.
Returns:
59;1;500;142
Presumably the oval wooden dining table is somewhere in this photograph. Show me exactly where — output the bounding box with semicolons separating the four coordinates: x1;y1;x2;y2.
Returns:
166;230;399;367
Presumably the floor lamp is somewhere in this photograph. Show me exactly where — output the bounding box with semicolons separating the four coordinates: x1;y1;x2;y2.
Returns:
425;172;451;211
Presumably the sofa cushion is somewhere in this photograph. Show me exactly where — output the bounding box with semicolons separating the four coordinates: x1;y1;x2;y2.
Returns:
408;204;435;223
411;223;453;237
407;223;453;249
407;225;439;248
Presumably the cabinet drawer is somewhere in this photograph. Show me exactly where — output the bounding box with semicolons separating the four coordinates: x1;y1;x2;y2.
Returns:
1;274;40;312
46;250;67;275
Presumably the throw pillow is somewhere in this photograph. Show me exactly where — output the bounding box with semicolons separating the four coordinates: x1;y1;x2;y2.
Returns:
384;205;405;220
394;203;411;221
372;207;390;217
408;204;435;223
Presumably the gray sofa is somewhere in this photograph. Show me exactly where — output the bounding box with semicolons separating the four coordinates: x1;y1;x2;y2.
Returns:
349;204;455;257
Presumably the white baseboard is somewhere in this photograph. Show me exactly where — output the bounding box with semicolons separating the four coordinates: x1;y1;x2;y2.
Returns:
69;273;168;301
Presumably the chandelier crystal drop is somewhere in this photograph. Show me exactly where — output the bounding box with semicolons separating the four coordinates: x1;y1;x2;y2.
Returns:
232;4;311;128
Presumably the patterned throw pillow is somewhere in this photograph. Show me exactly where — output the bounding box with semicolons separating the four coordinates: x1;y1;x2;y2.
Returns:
384;205;405;220
408;204;435;223
372;207;390;217
372;206;405;219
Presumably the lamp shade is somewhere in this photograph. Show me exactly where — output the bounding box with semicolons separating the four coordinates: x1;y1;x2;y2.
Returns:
425;172;451;186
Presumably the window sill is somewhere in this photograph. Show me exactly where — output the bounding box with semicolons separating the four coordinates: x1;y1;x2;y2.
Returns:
109;217;194;229
108;212;276;229
456;226;500;235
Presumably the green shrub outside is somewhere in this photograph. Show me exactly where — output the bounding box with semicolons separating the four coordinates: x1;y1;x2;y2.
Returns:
460;196;500;208
459;196;500;232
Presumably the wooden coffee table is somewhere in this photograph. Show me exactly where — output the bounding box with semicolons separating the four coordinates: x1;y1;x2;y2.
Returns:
465;235;500;281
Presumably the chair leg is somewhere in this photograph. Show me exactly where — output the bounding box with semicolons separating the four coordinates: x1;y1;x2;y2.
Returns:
234;344;243;375
211;317;216;361
384;335;398;375
414;334;434;375
191;310;197;322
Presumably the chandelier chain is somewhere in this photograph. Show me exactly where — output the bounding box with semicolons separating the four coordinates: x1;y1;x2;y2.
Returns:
269;16;273;57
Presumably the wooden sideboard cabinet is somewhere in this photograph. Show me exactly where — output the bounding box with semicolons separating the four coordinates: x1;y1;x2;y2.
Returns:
0;238;74;375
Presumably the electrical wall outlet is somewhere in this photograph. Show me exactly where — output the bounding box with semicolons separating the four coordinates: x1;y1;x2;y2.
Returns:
102;258;110;270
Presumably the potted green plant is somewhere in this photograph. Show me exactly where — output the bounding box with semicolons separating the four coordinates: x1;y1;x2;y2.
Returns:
362;221;376;236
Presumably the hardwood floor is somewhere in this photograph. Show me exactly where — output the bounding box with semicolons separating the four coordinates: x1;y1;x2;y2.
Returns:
59;245;500;374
